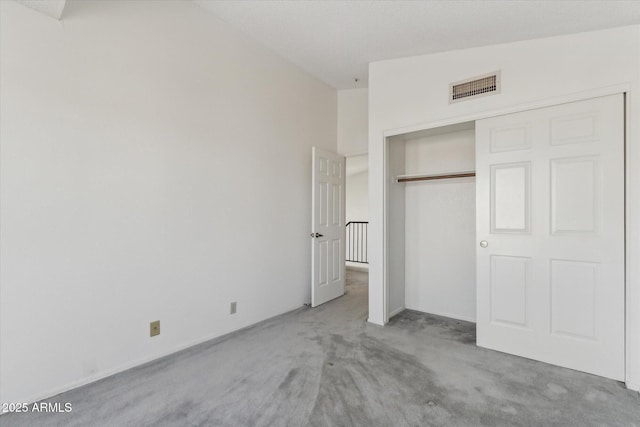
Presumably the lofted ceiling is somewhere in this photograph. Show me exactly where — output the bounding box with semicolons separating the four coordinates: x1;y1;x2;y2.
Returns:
195;0;640;89
12;0;640;89
13;0;66;19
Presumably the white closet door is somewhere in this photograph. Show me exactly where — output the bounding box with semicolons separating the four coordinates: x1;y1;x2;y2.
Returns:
476;94;624;380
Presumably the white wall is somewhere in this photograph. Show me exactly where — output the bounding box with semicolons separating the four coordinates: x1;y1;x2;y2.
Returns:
346;170;368;223
338;88;368;156
404;128;476;322
368;26;640;390
0;0;337;404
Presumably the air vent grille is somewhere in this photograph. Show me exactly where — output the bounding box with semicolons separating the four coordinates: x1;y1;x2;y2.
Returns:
450;72;500;103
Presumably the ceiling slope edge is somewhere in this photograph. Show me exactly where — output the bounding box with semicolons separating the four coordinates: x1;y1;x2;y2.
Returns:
13;0;67;20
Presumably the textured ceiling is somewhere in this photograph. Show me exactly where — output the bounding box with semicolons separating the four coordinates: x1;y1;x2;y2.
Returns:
13;0;66;19
195;0;640;89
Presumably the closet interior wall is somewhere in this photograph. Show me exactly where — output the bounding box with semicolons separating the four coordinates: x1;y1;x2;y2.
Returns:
387;122;477;322
387;138;406;317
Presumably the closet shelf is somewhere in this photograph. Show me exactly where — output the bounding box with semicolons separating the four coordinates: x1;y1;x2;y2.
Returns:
396;171;476;183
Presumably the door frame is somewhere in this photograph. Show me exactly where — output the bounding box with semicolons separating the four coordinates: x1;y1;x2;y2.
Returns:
380;84;635;388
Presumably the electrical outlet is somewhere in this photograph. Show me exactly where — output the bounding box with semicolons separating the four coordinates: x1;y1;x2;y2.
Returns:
230;302;237;315
150;320;160;337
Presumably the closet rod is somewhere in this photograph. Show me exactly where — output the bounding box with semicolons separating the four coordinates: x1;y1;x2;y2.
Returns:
396;172;476;183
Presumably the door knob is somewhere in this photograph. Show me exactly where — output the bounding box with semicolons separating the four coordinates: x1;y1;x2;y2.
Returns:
480;240;488;248
310;233;324;238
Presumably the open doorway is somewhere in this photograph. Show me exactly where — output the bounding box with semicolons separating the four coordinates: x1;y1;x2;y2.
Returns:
345;154;369;294
345;154;369;272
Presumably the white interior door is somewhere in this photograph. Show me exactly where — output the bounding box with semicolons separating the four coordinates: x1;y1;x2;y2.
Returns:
311;147;346;307
476;94;624;380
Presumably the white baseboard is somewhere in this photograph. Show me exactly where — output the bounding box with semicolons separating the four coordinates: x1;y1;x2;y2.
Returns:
626;381;640;392
14;308;304;405
346;263;368;272
403;306;476;323
388;306;405;319
13;334;212;405
367;316;385;326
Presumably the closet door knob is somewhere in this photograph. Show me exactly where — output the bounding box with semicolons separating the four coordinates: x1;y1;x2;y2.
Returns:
479;240;488;248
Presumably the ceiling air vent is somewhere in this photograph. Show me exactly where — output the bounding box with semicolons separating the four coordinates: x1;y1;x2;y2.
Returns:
450;71;500;103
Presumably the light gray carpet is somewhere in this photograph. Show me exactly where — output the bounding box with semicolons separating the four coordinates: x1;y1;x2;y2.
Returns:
2;269;639;426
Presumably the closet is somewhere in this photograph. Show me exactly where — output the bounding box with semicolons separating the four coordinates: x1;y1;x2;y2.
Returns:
387;121;477;322
384;94;626;381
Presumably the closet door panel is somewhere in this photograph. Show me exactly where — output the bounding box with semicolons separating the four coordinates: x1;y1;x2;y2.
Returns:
490;162;531;233
476;94;624;381
490;255;531;328
490;123;532;152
